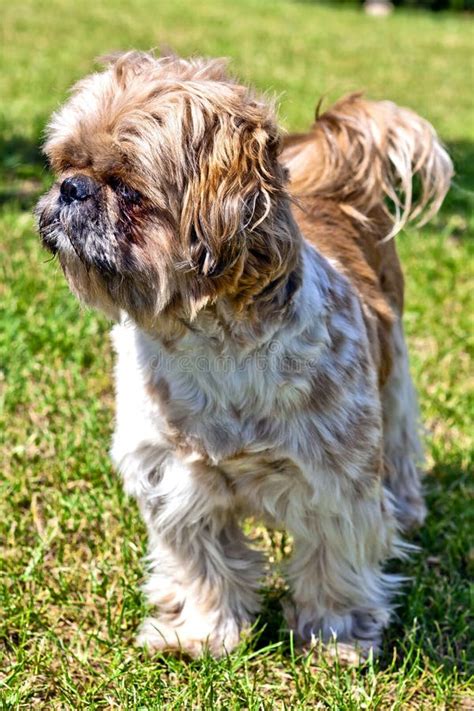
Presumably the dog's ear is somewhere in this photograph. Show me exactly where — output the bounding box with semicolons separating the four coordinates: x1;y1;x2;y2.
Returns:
180;103;286;278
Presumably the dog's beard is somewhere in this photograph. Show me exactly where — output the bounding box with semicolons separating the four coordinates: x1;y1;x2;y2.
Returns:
37;189;120;276
36;188;164;322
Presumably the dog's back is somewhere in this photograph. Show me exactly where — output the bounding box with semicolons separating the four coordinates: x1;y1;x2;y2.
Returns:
282;94;453;528
282;93;452;239
282;94;452;382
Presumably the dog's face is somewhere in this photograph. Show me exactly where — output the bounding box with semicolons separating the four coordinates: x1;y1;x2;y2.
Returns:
36;52;295;326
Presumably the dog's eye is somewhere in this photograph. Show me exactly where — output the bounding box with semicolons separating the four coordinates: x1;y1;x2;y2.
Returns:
108;177;141;205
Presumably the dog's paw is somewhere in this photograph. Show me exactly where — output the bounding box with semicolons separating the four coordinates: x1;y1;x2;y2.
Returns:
136;616;241;658
284;602;385;666
306;637;379;666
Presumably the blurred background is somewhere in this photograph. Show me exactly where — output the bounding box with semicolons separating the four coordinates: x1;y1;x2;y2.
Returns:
1;0;473;707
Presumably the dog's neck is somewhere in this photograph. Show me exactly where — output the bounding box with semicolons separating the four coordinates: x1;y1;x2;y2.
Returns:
151;197;310;350
135;239;334;365
186;263;303;345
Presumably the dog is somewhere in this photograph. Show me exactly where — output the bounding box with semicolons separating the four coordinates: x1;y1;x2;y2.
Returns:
36;51;452;660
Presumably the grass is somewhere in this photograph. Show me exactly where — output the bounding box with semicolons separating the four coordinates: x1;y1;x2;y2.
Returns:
1;0;473;707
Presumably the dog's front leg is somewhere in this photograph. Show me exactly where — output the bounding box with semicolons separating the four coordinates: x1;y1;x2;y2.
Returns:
133;454;264;658
284;483;401;661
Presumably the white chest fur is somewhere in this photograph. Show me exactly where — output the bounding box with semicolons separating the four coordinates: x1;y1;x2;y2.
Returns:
111;244;382;510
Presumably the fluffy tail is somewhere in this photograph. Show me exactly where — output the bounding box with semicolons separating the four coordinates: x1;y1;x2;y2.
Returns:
282;94;453;238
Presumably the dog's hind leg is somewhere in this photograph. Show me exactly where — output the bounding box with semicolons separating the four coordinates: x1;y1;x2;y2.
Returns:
382;318;427;530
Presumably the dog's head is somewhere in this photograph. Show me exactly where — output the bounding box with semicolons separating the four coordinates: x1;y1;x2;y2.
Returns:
36;52;298;326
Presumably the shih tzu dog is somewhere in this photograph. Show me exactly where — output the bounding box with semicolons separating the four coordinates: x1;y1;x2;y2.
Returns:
36;51;452;659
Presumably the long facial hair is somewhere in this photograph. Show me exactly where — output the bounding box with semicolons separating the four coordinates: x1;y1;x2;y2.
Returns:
36;52;302;331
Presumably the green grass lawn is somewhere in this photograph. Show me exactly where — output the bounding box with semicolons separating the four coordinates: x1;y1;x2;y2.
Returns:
1;0;473;707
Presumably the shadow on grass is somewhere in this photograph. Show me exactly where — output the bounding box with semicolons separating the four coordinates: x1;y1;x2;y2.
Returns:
381;457;473;674
0;130;49;210
443;140;474;226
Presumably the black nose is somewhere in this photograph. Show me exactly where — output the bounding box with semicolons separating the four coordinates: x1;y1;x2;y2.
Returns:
60;175;97;204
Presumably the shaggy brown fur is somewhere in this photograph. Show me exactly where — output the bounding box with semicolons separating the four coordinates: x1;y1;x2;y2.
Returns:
282;94;452;385
41;52;301;330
